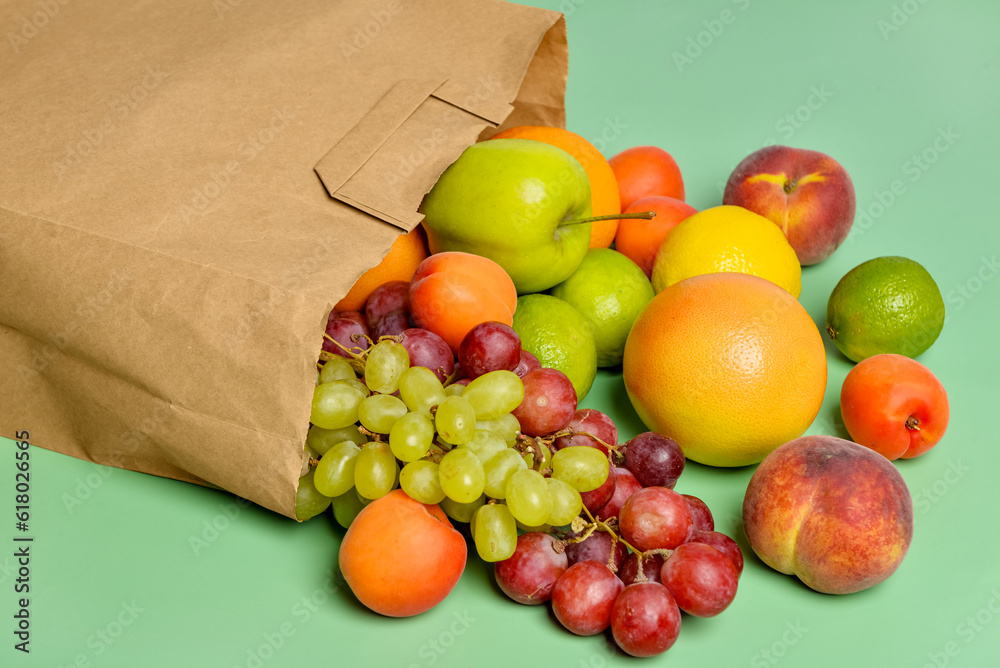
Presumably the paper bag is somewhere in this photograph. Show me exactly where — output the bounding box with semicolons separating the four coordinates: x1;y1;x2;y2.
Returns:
0;0;568;517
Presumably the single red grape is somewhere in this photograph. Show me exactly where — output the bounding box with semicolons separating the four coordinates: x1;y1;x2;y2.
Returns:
682;494;714;532
619;552;665;585
399;328;455;382
494;532;567;605
564;529;627;573
552;408;618;454
512;349;541;378
619;487;692;552
551;561;624;636
322;314;369;357
458;321;521;378
595;467;643;522
372;310;410;338
624;432;685;489
610;582;682;657
511;368;577;437
364;280;409;330
579;465;616;514
660;542;739;617
686;530;744;577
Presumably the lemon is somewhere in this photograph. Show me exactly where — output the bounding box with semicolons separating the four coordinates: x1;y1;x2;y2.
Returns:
550;248;654;367
826;256;945;362
512;294;597;400
651;205;802;298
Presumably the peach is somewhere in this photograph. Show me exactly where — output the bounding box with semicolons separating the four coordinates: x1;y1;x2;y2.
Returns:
723;145;855;265
841;353;950;460
609;146;685;209
338;489;467;617
409;251;517;352
742;435;913;595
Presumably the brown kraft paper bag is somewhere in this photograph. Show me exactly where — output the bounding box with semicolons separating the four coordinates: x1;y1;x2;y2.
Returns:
0;0;568;518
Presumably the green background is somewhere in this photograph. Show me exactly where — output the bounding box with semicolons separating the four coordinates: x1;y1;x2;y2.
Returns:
4;0;1000;666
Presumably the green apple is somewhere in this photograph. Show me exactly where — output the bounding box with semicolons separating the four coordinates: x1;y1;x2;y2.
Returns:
421;138;593;294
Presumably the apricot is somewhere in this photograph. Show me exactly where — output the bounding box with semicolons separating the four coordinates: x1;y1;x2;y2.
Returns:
409;251;518;352
743;435;913;595
338;489;467;617
609;146;685;209
841;353;949;460
614;196;697;278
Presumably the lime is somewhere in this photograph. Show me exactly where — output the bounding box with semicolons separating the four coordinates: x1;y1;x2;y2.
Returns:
512;294;597;400
550;248;654;367
651;205;802;298
826;256;945;363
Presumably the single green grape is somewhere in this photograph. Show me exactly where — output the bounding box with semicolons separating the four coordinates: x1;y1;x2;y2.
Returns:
438;447;486;503
476;412;521;446
545;477;583;526
463;370;525;420
330;490;366;529
357;393;408;434
310;380;367;430
550;446;610;493
306;424;366;457
440;494;485;524
354;442;399;500
318;356;356;384
473;503;518;562
364;340;410;394
400;460;446;505
314;440;361;498
398;366;446;413
460;430;507;465
505;468;552;527
294;469;332;521
443;383;465;397
435;395;476;445
482;448;527;499
388;411;435;462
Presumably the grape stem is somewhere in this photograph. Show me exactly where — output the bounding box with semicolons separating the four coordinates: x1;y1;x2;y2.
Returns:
554;504;671;576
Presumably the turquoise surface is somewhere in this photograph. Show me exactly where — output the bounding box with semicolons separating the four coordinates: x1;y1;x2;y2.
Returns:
3;1;1000;666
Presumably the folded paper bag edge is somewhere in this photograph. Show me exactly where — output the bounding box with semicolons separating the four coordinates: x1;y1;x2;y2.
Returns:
314;77;515;231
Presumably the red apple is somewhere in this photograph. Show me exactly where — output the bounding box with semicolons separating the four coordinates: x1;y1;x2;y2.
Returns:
840;353;949;460
723;145;855;265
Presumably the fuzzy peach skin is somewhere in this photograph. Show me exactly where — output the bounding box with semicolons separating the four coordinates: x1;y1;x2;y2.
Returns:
742;435;913;595
723;145;855;265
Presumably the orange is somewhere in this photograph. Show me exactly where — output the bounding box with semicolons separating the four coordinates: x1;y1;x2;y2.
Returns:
334;226;429;312
623;273;826;467
490;125;621;248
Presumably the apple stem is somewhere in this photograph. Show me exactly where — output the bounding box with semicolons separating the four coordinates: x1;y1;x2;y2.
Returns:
560;211;656;227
